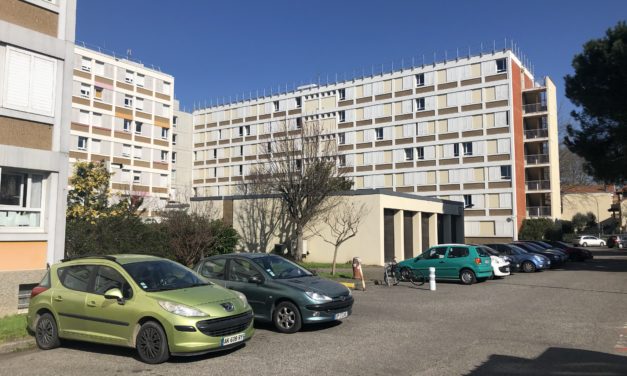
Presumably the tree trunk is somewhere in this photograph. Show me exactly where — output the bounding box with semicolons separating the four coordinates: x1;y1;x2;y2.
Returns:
332;245;339;276
295;227;304;261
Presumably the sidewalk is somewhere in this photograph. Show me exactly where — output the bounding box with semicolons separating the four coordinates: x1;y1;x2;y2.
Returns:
0;338;35;354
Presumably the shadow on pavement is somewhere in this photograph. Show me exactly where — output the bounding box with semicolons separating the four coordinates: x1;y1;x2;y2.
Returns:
254;319;342;333
465;347;627;376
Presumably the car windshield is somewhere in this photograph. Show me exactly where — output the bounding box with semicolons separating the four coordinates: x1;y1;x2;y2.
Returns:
508;245;528;254
535;241;553;248
481;246;500;256
253;255;313;279
475;247;490;257
122;260;211;292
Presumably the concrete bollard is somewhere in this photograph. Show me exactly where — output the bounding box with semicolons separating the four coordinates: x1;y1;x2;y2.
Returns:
429;267;436;291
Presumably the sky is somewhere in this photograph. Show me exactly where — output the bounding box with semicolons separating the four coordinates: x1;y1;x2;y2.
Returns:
76;0;626;124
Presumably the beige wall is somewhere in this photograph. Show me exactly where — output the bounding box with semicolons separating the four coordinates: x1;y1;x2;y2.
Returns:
562;192;614;223
545;78;562;219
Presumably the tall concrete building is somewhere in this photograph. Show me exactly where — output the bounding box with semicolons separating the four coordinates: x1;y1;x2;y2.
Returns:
70;45;175;215
191;49;561;243
0;0;76;315
171;101;193;203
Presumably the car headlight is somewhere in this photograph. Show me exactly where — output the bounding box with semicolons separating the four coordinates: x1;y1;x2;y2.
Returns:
233;290;248;306
158;300;207;317
305;291;332;302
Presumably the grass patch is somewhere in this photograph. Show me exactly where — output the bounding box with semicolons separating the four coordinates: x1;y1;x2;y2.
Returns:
299;262;352;270
315;271;354;280
0;314;29;343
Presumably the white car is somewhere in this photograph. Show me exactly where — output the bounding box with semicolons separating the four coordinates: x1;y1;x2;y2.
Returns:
489;255;511;277
573;235;605;247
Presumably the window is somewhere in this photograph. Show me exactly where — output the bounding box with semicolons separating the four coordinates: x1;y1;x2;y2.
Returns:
171;152;177;163
416;147;425;160
94;86;103;100
77;136;88;150
237;165;243;176
134;121;142;134
133;146;142;159
81;57;91;72
239;145;244;156
135;98;144;111
463;195;473;208
123;119;131;132
496;58;507;73
404;148;414;161
273;101;279;112
416;98;425;111
94;61;105;76
424;247;447;259
375;127;384;141
57;265;95;292
415;73;425;87
79;110;89;124
338;133;346;145
295;97;302;108
173;116;178;127
200;258;227;279
462;142;473;156
338;88;346;100
295;159;302;171
338;111;346;123
136;74;145;87
93;266;132;299
228;258;263;282
267;142;272;153
80;84;90;98
193;151;198;161
213;149;218;159
160;150;168;162
3;46;57;117
238;126;244;137
453;143;460;157
500;165;512;180
124;95;133;108
133;171;141;183
125;70;134;83
161;127;168;139
122;144;131;157
0;170;44;229
338;155;346;166
91;139;101;154
448;247;469;258
162;82;171;95
296;118;302;129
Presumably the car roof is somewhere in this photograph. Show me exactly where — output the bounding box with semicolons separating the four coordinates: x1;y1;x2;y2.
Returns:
207;252;272;260
61;254;164;265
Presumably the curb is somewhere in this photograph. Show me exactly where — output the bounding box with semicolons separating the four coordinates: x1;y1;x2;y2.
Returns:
0;338;35;355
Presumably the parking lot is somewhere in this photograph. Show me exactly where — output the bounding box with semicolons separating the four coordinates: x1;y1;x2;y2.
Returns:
1;247;626;376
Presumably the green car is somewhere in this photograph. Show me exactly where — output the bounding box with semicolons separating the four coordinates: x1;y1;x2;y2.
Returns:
194;253;353;333
398;244;493;285
27;255;254;364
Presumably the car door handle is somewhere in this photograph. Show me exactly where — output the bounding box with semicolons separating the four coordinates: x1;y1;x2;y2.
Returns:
86;301;97;307
439;261;445;264
53;296;63;302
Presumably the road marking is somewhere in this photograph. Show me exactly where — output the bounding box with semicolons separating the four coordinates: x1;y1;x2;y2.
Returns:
614;323;627;352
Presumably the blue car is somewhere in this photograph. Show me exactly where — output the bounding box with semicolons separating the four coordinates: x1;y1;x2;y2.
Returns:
486;243;551;273
512;242;565;267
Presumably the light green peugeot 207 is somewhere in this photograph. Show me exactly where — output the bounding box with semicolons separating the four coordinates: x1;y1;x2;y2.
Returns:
27;255;254;364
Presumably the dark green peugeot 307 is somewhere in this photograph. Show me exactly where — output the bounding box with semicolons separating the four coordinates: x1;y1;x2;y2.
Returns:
194;253;353;333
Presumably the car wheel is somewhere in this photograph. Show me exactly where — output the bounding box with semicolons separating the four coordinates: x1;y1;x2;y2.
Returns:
136;321;170;364
600;241;605;246
582;242;588;247
459;269;476;285
273;301;302;334
35;313;61;350
619;243;624;249
522;261;536;273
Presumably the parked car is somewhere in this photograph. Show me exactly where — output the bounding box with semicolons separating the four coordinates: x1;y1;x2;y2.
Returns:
522;241;570;261
606;235;627;249
476;245;510;277
512;242;565;267
573;235;606;247
27;255;254;364
544;240;594;261
485;243;551;272
398;244;493;285
194;253;353;334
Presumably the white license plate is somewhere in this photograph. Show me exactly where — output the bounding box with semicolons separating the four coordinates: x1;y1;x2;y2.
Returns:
334;311;349;320
221;332;245;346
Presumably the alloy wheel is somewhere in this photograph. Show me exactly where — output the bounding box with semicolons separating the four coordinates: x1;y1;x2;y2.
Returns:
138;327;162;360
277;306;296;329
36;317;54;346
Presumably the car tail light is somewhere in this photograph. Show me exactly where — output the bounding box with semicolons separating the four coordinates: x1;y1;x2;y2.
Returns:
31;286;48;298
475;258;481;265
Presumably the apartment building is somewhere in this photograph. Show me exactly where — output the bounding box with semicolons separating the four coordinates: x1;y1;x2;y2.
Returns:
70;45;174;215
192;49;561;243
0;0;76;315
171;101;193;203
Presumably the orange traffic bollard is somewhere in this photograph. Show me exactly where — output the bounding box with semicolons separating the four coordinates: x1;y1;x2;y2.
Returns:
352;257;366;291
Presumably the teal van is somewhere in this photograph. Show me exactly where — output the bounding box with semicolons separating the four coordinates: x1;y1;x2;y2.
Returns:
397;244;493;285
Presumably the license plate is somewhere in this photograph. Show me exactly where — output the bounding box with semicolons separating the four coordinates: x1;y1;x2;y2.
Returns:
334;311;348;320
221;332;245;346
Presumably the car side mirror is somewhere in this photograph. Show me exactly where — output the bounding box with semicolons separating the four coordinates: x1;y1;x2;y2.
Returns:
248;276;263;284
104;288;125;304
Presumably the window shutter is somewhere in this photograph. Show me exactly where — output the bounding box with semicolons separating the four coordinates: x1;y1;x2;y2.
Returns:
497;139;511;153
279;99;288;111
346;109;354;122
416;172;427;185
394;149;405;162
403;123;414;137
403;172;414;186
447;118;459;132
488;166;500;180
402;100;412;114
449;169;460;183
425;96;435;110
495;85;509;100
499;193;512;208
482;61;497;76
383;127;392;140
472;194;484;208
462;65;472;79
424;72;434;86
417;122;428;136
363;129;374;142
363;152;373;165
30;56;56;116
446;92;458;107
472;141;485;155
363;106;372;119
346;131;355;144
345;154;355;167
363;83;372;96
264;102;273;114
4;48;31;112
363;176;373;188
425;146;435;160
443;144;453;158
495;111;507;126
345;87;354;99
402;76;413;90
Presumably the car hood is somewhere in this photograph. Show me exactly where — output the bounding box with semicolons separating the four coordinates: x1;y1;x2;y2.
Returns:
274;276;349;297
147;284;238;307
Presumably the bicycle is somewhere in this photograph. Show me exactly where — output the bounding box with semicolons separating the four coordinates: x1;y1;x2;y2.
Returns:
383;260;426;287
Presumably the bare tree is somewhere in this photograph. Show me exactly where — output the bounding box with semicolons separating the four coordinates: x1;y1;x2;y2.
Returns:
314;200;369;275
559;145;594;185
256;120;351;260
235;172;284;253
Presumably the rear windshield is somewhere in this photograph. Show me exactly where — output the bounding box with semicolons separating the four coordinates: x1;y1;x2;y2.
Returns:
475;247;490;257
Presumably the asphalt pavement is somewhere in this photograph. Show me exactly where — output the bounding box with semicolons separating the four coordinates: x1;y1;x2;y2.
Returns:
1;247;626;376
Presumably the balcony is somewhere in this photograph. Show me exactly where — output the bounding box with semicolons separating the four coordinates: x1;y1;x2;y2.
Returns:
523;101;547;114
524;128;548;139
527;206;551;218
525;154;549;165
526;180;551;191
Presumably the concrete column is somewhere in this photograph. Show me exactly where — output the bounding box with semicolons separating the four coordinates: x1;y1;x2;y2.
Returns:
413;212;422;256
394;209;404;260
429;213;438;247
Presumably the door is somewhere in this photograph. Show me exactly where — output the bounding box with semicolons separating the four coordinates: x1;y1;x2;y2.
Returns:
403;211;414;260
224;258;271;319
383;209;395;262
83;265;136;345
198;257;228;287
412;246;448;277
446;246;472;278
53;265;95;337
